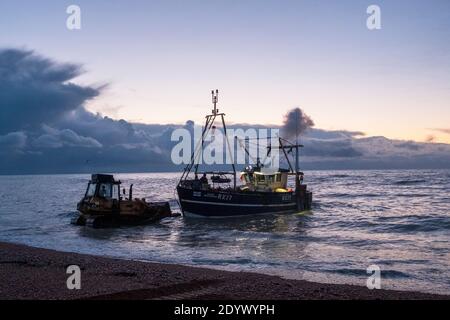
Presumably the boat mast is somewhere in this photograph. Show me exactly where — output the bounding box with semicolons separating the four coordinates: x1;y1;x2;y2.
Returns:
215;90;237;189
179;90;237;190
212;89;218;114
237;136;301;174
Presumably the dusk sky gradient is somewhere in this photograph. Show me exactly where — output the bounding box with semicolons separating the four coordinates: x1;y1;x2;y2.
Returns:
1;0;450;143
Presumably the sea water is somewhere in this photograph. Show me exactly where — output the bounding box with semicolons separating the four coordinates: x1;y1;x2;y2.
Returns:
0;170;449;294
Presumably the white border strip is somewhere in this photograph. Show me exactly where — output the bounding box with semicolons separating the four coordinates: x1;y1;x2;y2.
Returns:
181;199;296;207
183;209;297;219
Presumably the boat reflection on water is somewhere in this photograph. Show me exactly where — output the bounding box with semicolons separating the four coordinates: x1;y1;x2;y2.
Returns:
168;211;313;259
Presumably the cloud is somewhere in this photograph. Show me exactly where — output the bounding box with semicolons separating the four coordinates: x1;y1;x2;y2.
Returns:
0;48;100;134
430;128;450;135
33;125;102;149
301;138;363;158
0;47;449;174
396;141;421;151
56;108;137;145
0;131;27;152
0;48;170;174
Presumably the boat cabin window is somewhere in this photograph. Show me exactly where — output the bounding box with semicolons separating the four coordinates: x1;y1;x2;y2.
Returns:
112;185;119;200
86;183;97;197
256;174;276;184
241;173;251;184
242;172;286;190
98;183;112;198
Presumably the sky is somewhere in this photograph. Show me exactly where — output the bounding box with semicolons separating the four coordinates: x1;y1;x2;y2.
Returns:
1;1;450;174
1;0;449;144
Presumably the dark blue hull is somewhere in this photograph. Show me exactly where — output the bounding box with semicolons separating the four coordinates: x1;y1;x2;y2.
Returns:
177;186;311;218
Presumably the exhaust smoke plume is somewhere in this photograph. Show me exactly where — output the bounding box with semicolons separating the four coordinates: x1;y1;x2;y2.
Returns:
281;108;314;138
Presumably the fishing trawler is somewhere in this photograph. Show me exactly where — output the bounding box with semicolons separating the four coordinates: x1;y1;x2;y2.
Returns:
176;90;312;218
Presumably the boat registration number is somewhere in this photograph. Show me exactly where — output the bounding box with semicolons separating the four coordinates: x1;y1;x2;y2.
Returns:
218;194;233;201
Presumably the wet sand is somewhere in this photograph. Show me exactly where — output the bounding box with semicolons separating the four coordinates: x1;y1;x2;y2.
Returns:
0;241;447;300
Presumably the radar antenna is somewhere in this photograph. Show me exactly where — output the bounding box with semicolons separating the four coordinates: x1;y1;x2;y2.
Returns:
211;89;219;115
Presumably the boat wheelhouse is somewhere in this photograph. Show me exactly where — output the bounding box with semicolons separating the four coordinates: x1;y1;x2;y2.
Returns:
176;90;312;218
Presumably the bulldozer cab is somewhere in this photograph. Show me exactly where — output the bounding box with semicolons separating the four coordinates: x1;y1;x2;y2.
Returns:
84;174;121;201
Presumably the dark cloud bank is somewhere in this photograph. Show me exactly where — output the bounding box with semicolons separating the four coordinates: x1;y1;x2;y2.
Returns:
1;48;450;174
